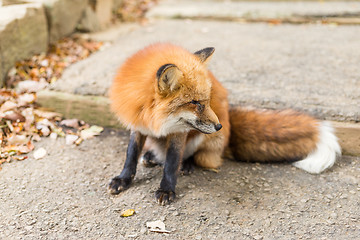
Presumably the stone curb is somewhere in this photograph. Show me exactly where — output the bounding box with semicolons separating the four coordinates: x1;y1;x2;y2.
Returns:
37;90;119;128
37;90;360;157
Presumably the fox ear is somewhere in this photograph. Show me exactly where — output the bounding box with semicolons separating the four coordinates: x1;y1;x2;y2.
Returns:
194;47;215;64
157;64;183;95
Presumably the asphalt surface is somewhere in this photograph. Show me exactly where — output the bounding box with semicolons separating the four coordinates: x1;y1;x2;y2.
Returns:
0;130;359;239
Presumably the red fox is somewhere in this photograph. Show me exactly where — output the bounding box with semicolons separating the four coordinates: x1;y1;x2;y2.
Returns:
108;43;341;205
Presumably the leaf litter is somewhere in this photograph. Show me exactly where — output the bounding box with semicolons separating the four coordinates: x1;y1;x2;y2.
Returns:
116;0;158;23
6;37;103;88
1;37;104;169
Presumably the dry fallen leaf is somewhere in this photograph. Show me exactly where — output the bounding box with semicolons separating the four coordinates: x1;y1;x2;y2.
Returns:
4;141;34;154
80;125;104;140
60;119;81;129
146;220;171;233
13;156;28;161
40;126;51;137
1;101;17;112
207;168;219;173
120;209;135;217
16;80;48;93
74;137;83;145
65;134;79;145
49;132;58;140
17;93;36;106
3;111;26;122
6;134;29;145
34;110;62;119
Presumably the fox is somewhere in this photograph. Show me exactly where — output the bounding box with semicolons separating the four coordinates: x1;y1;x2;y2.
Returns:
108;43;341;205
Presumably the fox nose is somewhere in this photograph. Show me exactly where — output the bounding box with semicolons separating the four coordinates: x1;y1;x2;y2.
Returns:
215;123;222;131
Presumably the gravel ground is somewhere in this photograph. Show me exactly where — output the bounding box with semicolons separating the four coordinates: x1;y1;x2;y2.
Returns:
0;129;359;240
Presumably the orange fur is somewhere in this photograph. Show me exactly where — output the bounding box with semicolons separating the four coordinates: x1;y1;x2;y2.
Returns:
228;108;319;162
110;43;213;136
110;43;338;171
192;72;230;168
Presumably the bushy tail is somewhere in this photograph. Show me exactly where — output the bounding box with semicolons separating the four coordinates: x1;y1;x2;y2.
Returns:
228;107;341;174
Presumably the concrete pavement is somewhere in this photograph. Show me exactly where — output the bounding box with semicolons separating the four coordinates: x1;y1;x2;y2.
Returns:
49;19;360;121
147;0;360;22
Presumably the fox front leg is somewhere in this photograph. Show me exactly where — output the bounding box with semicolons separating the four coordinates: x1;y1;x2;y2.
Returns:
108;131;146;194
155;133;187;205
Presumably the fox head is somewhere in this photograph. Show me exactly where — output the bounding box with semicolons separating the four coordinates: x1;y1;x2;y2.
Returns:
156;47;222;135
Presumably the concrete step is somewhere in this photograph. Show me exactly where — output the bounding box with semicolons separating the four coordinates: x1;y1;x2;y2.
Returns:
147;0;360;24
37;90;119;128
37;90;360;157
50;20;360;122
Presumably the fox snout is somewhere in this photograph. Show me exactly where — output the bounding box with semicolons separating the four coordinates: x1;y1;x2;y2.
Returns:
203;106;222;133
188;119;221;134
215;123;222;131
185;106;222;134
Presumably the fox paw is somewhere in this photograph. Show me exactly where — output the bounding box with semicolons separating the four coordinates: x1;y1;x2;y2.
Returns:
155;189;176;205
181;157;195;175
141;151;161;168
108;176;131;195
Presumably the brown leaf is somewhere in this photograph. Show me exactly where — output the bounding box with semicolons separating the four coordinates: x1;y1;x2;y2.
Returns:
80;125;104;139
2;36;105;168
12;123;24;133
34;109;62;119
146;220;170;233
6;134;29;145
13;156;28;161
21;108;35;131
17;93;36;106
1;101;17;112
60;119;81;129
65;134;79;145
16;80;48;93
3;111;26;122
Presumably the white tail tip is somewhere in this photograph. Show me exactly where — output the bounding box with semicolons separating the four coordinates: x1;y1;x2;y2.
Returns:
292;122;341;174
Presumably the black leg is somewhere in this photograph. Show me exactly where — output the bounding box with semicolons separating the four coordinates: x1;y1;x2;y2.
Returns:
108;131;146;194
155;133;187;205
181;156;195;175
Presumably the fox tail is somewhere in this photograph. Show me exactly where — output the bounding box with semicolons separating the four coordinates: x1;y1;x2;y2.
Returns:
228;108;341;174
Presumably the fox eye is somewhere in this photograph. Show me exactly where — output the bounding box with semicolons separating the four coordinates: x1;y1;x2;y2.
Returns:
190;100;204;112
190;100;200;105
